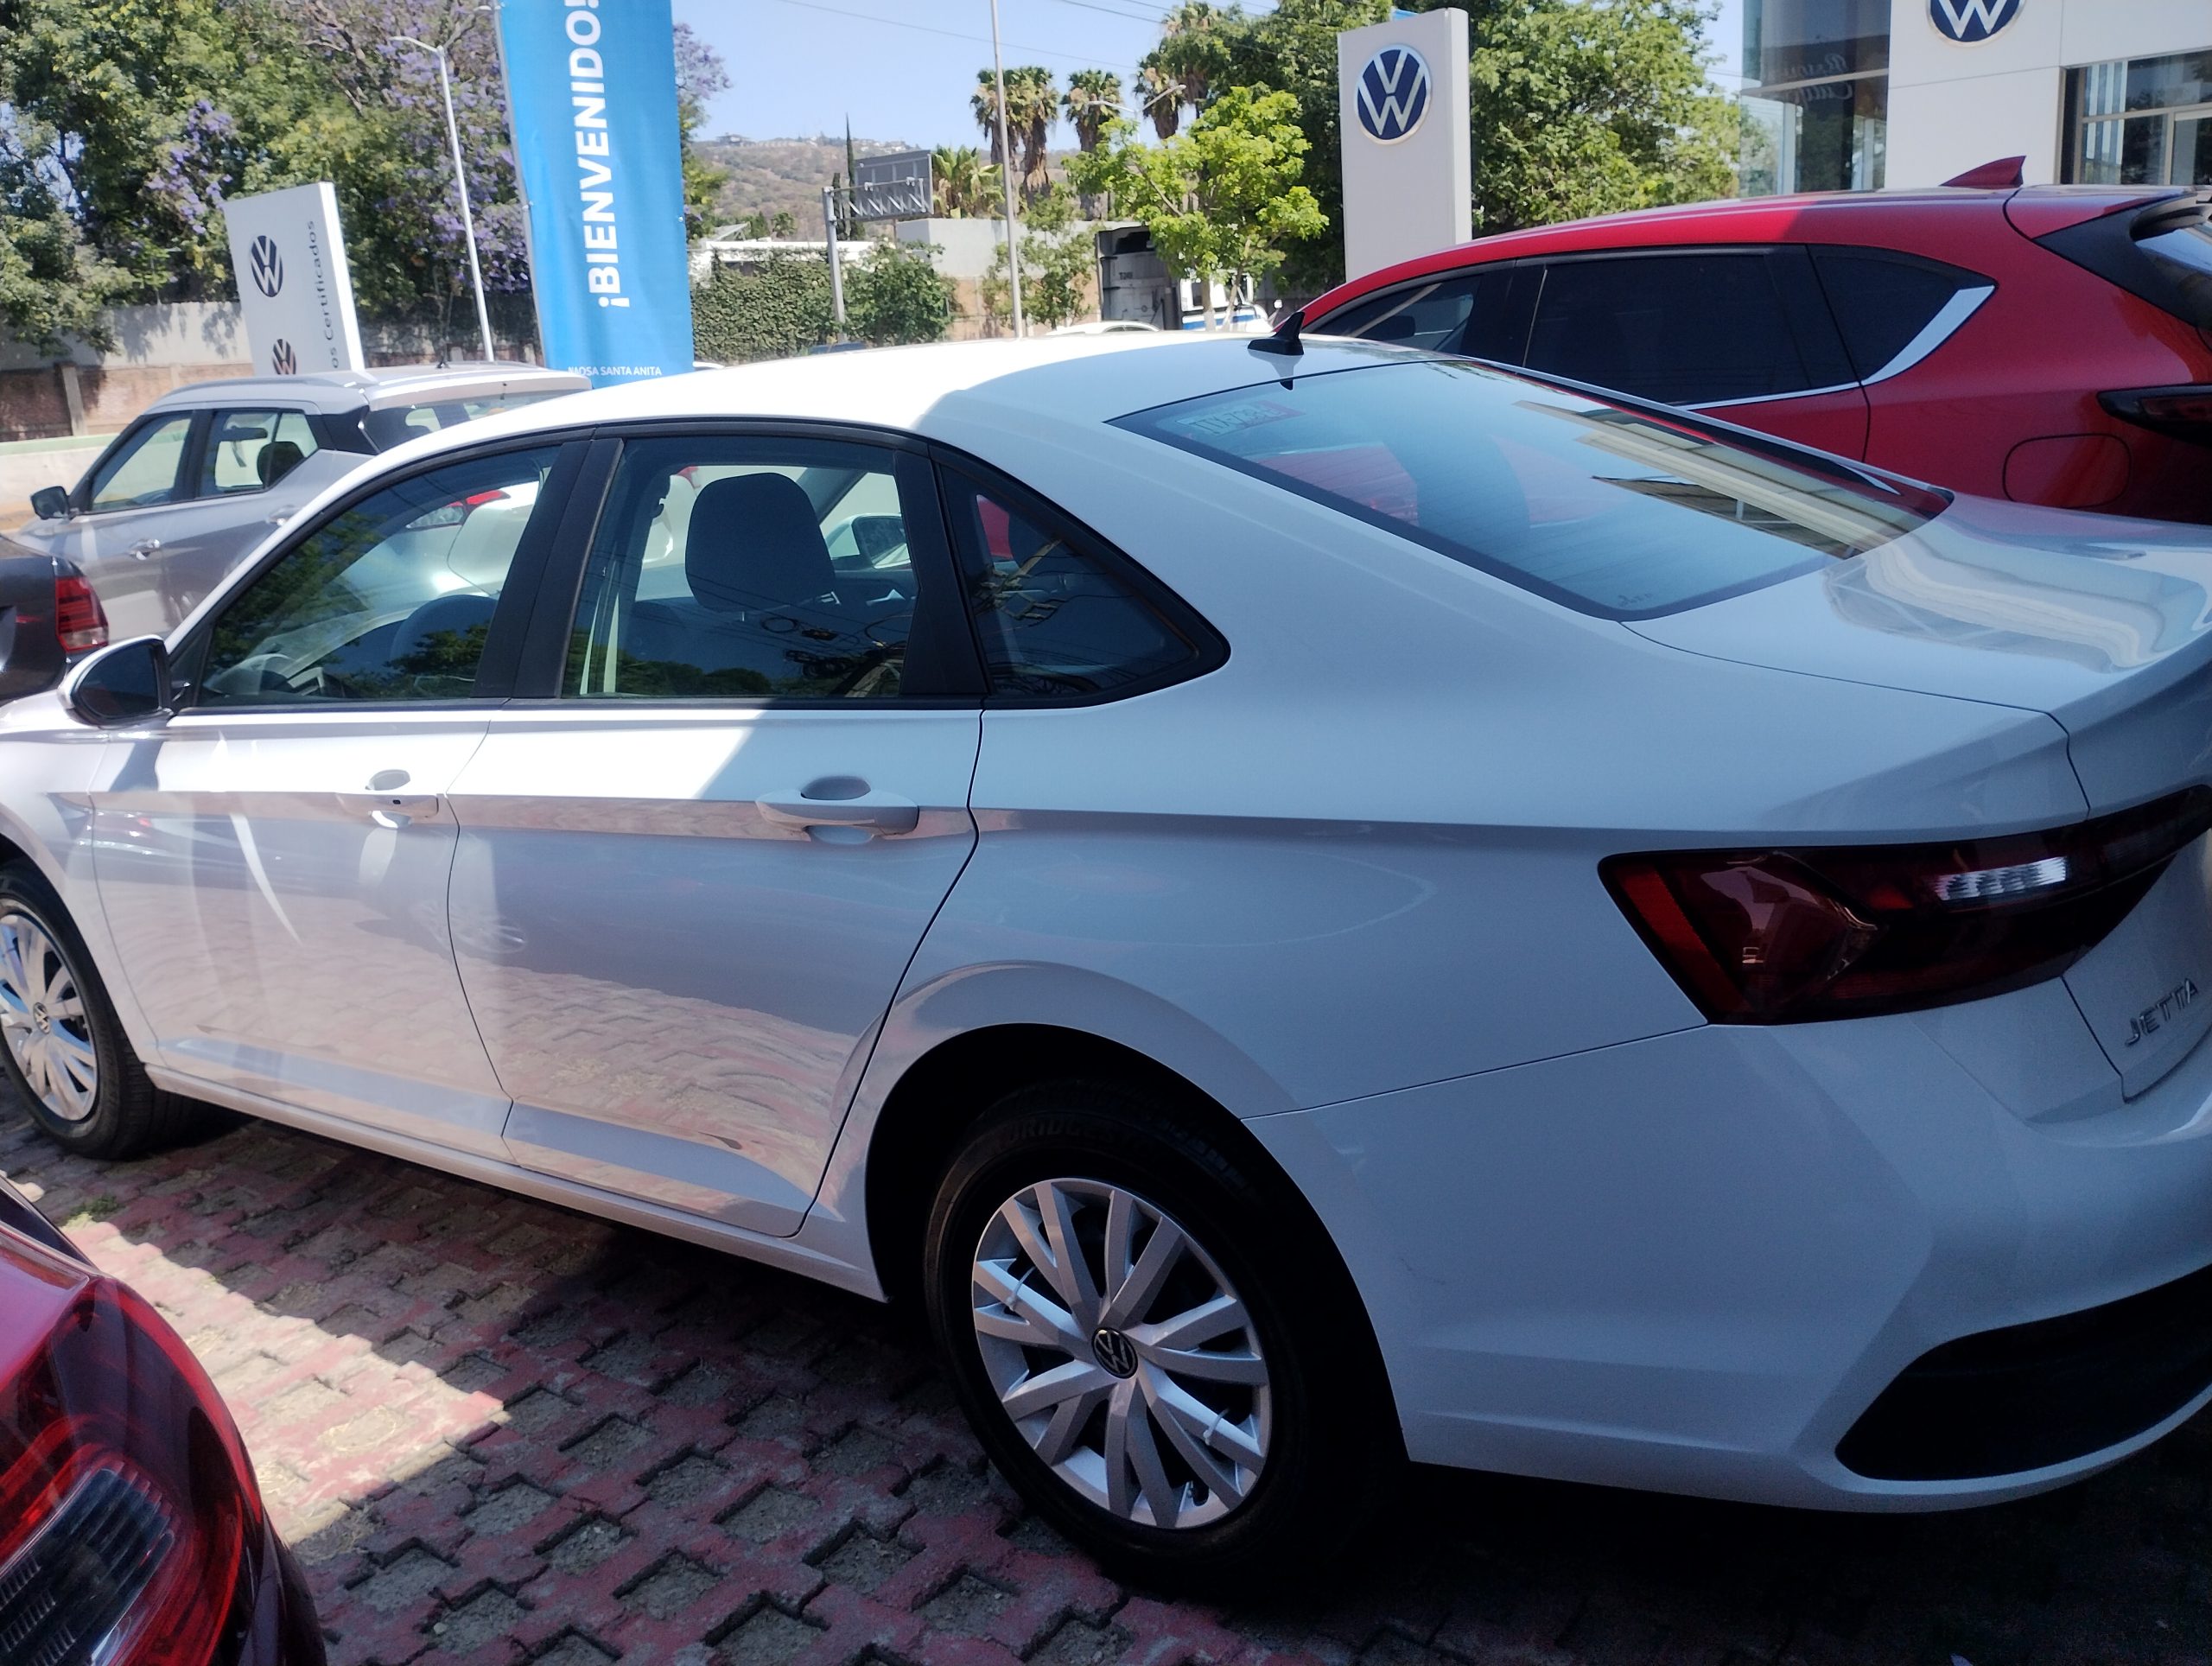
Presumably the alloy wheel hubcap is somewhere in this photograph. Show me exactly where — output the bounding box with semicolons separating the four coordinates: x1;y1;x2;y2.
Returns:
0;912;97;1122
970;1178;1271;1530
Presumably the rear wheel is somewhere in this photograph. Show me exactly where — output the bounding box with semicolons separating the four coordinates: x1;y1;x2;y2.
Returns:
924;1080;1396;1586
0;860;196;1158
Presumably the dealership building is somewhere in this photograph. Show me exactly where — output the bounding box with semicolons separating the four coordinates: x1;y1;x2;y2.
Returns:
1742;1;2211;195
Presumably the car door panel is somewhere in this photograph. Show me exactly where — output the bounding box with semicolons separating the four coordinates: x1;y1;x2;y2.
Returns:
87;715;512;1149
449;708;982;1233
86;442;574;1149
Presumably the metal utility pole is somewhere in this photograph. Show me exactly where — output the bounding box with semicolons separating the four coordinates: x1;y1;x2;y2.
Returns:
987;0;1025;339
822;185;848;334
394;35;498;363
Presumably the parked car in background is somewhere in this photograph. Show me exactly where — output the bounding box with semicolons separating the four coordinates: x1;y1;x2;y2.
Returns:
1304;177;2212;524
14;335;2212;1581
4;364;587;640
0;1173;324;1664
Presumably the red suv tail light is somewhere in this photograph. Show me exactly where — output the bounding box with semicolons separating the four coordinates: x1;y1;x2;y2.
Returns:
1603;791;2212;1023
54;575;109;656
0;1256;258;1666
2099;385;2212;446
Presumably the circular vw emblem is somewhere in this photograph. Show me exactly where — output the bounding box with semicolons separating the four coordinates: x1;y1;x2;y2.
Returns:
1090;1327;1139;1379
1356;42;1431;144
1929;0;2020;42
270;339;298;376
248;234;284;297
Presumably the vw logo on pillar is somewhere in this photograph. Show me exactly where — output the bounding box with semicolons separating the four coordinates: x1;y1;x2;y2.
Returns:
270;339;297;376
1929;0;2021;43
1357;43;1432;144
248;235;284;298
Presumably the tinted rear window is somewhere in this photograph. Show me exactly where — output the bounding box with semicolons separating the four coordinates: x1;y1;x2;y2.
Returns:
364;390;569;450
1811;250;1986;378
1113;359;1943;620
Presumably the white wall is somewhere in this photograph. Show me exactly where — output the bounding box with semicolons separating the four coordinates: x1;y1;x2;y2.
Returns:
0;302;247;373
1888;0;2211;188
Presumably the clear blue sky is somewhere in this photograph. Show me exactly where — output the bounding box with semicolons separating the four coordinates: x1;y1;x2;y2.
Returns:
671;0;1746;151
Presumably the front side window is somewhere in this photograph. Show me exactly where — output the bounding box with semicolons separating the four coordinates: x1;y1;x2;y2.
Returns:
567;438;923;701
86;415;194;512
1523;251;1852;406
1115;359;1943;620
1322;265;1540;364
200;409;321;496
195;446;559;705
943;474;1206;700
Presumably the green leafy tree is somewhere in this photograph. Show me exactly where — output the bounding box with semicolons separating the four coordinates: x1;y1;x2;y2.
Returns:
981;183;1095;331
1071;86;1323;328
691;251;835;362
931;145;999;218
846;239;956;346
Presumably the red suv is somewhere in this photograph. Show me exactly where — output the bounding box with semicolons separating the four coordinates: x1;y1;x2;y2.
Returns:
1304;181;2212;523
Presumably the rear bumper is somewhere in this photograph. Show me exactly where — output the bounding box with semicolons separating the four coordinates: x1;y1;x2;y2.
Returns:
1249;978;2212;1510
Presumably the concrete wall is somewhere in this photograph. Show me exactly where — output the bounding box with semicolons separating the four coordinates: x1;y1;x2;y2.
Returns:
0;301;540;443
1887;0;2210;187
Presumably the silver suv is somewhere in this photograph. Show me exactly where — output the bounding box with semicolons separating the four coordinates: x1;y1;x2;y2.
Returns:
10;364;586;639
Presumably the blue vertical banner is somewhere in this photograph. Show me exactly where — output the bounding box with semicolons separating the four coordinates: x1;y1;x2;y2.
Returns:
498;0;693;385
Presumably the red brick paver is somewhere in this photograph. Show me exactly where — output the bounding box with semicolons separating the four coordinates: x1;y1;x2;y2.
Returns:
3;1098;2208;1666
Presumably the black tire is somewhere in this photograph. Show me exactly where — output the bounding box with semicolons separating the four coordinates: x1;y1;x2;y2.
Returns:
924;1078;1399;1587
0;859;199;1158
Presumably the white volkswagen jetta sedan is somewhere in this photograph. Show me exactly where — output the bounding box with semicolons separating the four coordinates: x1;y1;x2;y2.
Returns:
7;333;2212;1581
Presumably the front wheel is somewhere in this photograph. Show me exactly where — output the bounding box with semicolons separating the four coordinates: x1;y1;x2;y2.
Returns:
924;1082;1396;1586
0;860;195;1157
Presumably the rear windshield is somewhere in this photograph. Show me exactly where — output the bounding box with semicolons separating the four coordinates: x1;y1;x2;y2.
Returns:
363;389;569;451
1113;359;1944;620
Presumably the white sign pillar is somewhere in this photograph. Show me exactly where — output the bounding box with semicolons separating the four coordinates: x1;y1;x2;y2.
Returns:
1337;9;1471;281
223;182;366;378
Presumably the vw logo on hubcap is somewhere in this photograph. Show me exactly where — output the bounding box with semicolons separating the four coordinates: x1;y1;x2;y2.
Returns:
1091;1327;1139;1378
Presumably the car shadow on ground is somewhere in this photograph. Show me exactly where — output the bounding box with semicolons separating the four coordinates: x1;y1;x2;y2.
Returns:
2;1095;2205;1666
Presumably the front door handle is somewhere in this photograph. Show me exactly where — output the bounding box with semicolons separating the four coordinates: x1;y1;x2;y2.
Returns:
126;539;161;560
756;785;920;836
338;792;443;828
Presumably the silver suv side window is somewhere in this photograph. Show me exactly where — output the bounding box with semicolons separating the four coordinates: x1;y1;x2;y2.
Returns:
194;446;560;706
200;409;321;496
86;414;195;512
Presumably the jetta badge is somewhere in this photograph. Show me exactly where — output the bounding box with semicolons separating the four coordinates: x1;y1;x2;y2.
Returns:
2126;976;2199;1046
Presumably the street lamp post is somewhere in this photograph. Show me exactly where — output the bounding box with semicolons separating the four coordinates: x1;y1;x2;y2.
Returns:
987;0;1025;339
392;34;499;364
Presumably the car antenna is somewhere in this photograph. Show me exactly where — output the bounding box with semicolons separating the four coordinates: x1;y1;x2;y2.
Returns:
1249;306;1304;359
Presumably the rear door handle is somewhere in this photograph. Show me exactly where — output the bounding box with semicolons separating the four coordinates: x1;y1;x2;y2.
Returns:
756;786;920;836
126;539;161;560
339;792;443;828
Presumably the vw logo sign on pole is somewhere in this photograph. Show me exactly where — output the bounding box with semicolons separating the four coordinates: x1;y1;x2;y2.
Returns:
248;236;284;298
1357;44;1431;143
1929;0;2021;42
270;340;297;377
1337;10;1471;280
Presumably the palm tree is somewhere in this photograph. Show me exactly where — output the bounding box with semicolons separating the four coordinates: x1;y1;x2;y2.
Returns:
1004;66;1058;204
931;145;995;218
1063;68;1122;154
1138;59;1181;140
972;68;1011;170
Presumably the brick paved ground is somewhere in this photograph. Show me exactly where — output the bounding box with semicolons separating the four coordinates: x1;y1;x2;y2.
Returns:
3;1096;2208;1666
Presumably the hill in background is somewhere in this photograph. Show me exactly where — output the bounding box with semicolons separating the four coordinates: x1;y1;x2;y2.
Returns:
698;134;917;231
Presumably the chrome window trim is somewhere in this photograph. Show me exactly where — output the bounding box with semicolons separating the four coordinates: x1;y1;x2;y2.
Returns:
1859;283;1994;387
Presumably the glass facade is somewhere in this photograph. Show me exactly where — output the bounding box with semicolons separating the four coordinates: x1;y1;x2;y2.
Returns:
1740;0;1891;196
2066;52;2212;188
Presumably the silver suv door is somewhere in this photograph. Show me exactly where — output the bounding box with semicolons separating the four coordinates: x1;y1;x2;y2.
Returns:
86;441;580;1152
51;412;199;632
447;432;984;1236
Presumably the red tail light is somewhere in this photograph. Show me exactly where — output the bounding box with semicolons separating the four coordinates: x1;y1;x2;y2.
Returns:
1603;791;2212;1023
54;575;108;655
2099;385;2212;446
0;1244;258;1666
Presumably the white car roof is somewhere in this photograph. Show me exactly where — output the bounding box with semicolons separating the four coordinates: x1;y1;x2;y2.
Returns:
436;335;1411;454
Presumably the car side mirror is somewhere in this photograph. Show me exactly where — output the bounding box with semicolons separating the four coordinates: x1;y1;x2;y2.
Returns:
63;636;173;728
28;486;69;521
